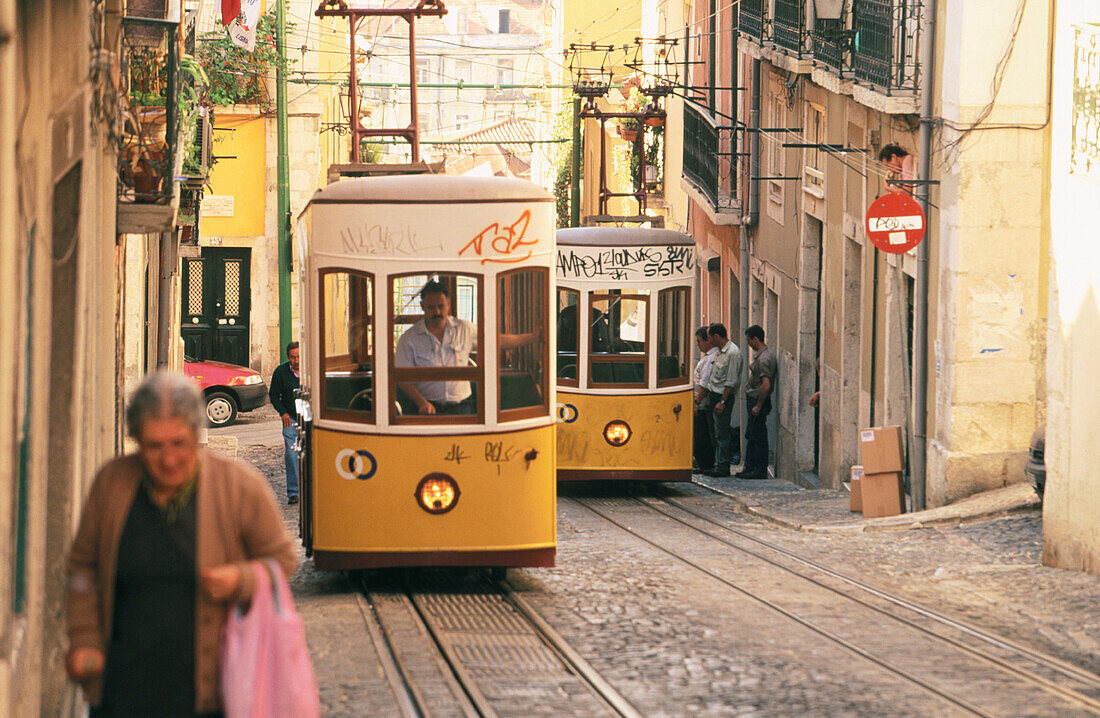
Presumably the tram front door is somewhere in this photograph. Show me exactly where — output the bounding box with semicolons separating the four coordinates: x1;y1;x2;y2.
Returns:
181;247;251;366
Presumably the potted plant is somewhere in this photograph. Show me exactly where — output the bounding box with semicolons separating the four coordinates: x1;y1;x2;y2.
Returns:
617;87;646;142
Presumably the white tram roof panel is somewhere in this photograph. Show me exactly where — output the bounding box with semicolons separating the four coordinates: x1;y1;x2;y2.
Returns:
556;227;696;283
556;227;694;247
306;175;552;206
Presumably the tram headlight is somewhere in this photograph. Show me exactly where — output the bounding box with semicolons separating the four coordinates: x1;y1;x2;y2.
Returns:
415;473;460;514
603;420;632;447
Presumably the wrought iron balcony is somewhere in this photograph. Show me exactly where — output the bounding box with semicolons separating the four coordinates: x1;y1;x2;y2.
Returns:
852;0;922;93
682;101;738;213
773;0;809;56
118;0;183;231
740;0;766;41
811;17;849;73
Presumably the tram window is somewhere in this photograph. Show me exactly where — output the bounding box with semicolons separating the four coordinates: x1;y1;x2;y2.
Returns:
556;288;579;387
589;291;649;387
391;273;483;422
657;287;691;385
320;271;374;420
498;268;548;418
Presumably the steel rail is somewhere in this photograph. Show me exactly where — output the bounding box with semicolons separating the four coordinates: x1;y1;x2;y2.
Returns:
570;496;993;718
674;486;1100;689
354;573;482;718
407;593;501;718
645;493;1100;713
497;578;647;718
356;572;639;718
354;591;435;718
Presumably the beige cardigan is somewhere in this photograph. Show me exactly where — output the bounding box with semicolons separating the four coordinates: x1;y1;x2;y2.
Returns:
66;449;298;712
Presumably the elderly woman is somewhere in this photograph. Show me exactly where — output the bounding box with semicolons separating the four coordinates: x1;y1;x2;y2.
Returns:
65;371;297;717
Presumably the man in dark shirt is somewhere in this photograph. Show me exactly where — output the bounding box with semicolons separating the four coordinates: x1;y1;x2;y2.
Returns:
269;342;300;504
737;325;777;480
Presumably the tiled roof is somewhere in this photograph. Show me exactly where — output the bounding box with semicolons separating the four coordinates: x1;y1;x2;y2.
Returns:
448;116;536;153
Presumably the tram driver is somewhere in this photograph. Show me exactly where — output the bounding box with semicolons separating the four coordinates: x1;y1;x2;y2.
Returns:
396;279;539;415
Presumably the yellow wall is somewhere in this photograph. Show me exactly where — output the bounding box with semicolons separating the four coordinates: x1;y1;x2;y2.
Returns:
201;111;267;237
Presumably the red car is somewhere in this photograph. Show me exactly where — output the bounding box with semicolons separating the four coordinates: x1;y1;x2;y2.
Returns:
184;356;269;428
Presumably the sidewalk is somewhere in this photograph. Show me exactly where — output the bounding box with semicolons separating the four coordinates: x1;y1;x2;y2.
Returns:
693;472;1041;533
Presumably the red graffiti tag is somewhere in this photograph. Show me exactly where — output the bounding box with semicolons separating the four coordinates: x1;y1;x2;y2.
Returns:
459;210;538;264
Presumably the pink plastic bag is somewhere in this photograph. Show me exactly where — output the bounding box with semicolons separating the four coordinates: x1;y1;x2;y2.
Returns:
221;559;321;718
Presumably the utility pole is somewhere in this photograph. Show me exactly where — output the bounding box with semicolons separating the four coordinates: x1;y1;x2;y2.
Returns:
276;0;292;361
570;97;581;227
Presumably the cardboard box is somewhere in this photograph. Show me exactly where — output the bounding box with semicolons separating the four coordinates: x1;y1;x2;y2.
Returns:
861;471;905;518
859;425;904;474
848;465;864;512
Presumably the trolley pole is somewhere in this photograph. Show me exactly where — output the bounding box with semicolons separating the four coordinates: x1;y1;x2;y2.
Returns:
570;97;581;227
276;0;292;361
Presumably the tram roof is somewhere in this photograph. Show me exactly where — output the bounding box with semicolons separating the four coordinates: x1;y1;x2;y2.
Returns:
305;175;552;206
556;227;694;247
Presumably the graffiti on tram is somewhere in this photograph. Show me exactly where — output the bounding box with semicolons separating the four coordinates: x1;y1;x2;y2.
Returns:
556;245;695;282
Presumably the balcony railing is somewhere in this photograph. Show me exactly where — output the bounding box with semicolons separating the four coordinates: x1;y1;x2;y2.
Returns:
811;17;848;73
852;0;921;92
741;0;922;96
773;0;809;56
740;0;766;41
682;101;737;212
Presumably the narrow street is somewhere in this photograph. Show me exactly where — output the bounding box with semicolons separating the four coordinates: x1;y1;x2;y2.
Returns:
214;409;1100;717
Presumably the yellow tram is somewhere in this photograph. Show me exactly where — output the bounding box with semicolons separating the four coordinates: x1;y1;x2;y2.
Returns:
555;227;695;481
295;176;556;570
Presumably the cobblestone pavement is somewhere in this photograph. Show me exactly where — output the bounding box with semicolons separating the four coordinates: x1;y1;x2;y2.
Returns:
214;425;1100;716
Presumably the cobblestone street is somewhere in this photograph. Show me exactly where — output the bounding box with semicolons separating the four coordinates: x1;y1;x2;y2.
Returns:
213;412;1100;716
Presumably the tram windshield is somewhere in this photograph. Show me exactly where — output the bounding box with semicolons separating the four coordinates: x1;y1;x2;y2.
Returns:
391;273;481;421
556;288;579;386
657;287;690;385
498;268;549;418
589;290;649;387
319;270;375;420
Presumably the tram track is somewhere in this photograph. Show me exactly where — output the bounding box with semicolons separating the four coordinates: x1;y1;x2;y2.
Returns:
568;493;1100;717
352;571;643;718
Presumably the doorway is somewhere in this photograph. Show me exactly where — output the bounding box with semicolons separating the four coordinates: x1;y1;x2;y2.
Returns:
181;247;252;366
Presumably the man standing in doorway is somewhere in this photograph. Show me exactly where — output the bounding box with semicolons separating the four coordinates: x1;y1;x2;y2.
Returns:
703;323;742;477
270;341;301;504
692;327;717;473
738;325;776;480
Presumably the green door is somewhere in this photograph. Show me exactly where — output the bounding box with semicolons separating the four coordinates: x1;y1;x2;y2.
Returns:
181;247;251;366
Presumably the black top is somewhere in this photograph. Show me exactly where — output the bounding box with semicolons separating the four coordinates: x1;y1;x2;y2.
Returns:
269;362;300;421
100;487;197;717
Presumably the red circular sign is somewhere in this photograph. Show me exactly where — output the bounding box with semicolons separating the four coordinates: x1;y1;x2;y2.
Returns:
864;193;926;254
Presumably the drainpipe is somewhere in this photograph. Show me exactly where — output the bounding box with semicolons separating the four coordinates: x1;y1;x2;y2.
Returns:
276;0;292;363
745;58;761;231
156;231;178;368
912;0;937;511
741;57;761;441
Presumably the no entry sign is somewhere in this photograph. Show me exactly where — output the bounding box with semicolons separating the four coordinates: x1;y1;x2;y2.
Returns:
865;193;926;254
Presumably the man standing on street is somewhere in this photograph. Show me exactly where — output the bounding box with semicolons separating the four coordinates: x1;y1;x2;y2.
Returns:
703;323;742;477
738;325;777;480
692;326;717;473
269;341;301;504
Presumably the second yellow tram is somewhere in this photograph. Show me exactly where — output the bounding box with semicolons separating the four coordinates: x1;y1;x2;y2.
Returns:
555;227;695;481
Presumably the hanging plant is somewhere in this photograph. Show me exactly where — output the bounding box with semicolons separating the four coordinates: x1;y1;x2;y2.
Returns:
616;87;645;136
195;8;294;108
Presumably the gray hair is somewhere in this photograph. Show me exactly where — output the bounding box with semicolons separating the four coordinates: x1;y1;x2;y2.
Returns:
127;371;205;439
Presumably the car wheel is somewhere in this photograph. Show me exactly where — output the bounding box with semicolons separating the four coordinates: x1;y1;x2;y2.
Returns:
206;391;238;427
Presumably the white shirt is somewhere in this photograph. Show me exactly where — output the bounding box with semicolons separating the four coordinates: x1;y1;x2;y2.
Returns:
693;346;718;388
395;316;477;403
706;340;742;396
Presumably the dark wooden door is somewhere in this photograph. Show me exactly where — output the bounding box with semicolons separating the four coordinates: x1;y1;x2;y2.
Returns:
181;247;251;366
